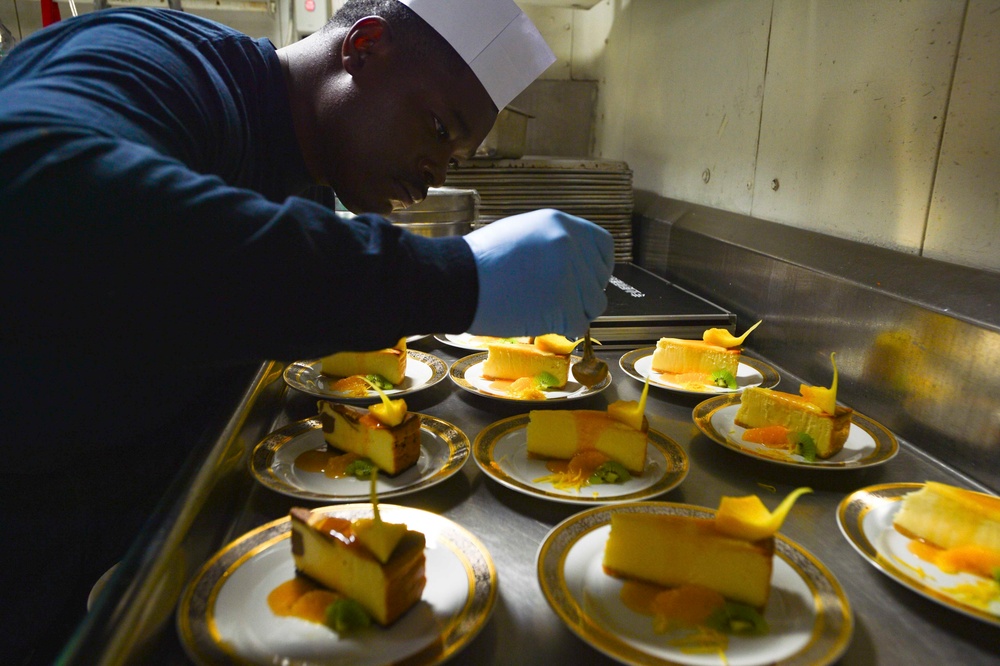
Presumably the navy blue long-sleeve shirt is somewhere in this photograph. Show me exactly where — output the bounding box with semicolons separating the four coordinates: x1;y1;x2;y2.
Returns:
0;8;478;451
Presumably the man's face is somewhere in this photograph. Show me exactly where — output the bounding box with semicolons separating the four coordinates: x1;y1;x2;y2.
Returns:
320;35;497;215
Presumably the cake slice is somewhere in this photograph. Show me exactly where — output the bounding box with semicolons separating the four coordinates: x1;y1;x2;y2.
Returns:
651;338;740;377
893;482;1000;553
603;512;774;608
318;400;421;475
603;488;809;611
290;508;426;625
320;338;407;385
481;341;569;388
735;387;852;459
526;410;647;474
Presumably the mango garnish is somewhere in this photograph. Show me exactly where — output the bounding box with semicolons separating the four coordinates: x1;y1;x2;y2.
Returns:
703;320;762;348
608;372;651;431
353;467;406;564
535;333;584;355
714;487;812;541
799;352;838;415
362;377;407;426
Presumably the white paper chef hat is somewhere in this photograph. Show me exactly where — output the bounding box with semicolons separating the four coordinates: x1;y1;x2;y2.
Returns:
397;0;556;111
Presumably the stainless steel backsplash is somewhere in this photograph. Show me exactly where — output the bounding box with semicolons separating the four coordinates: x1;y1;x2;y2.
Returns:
633;197;1000;492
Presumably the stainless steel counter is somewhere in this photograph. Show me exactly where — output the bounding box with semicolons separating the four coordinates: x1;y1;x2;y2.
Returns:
66;337;1000;665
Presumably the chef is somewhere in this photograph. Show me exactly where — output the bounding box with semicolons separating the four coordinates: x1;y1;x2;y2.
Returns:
0;0;614;661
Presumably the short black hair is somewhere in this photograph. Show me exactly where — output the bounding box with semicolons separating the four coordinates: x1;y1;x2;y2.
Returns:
328;0;460;67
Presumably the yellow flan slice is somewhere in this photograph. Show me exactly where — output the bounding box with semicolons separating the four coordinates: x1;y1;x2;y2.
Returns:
893;482;1000;552
526;410;647;474
481;342;569;388
603;512;774;609
290;508;426;625
318;401;421;475
320;338;407;385
651;338;740;376
735;386;852;459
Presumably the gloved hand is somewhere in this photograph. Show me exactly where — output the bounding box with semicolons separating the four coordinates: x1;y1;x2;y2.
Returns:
463;209;615;338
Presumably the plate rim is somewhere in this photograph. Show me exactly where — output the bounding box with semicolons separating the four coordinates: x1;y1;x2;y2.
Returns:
176;504;498;666
692;393;899;470
449;352;611;403
619;347;781;395
471;414;689;505
282;350;448;403
249;414;470;502
536;501;854;666
836;482;1000;626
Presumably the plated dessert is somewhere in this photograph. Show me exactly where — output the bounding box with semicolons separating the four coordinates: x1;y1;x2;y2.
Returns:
838;482;1000;625
734;353;851;461
481;334;584;398
537;501;853;666
527;375;652;488
177;504;497;666
651;321;761;391
317;379;421;477
284;350;448;403
320;338;409;395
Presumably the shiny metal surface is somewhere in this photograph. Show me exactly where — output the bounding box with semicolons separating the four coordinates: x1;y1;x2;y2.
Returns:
65;342;1000;665
635;197;1000;493
388;187;479;237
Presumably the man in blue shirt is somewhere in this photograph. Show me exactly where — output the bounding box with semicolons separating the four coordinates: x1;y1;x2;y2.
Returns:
0;1;614;662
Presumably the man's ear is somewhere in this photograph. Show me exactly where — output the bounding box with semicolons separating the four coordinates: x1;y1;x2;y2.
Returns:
342;16;390;75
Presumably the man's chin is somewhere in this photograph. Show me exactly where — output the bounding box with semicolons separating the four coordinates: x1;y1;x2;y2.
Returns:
337;193;393;216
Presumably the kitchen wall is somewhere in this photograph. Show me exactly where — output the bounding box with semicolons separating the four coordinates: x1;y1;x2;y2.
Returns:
7;0;998;274
532;0;1000;274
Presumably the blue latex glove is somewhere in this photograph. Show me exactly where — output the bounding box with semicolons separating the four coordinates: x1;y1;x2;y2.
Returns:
463;209;615;338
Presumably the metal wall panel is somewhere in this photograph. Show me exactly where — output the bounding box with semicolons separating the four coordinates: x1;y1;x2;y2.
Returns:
635;198;1000;491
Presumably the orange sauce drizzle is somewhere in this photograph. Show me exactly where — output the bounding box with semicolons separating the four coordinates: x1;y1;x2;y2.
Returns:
295;449;363;478
534;450;611;491
267;577;341;624
661;371;713;391
328;376;370;396
907;539;1000;579
742;425;791;448
619;581;730;658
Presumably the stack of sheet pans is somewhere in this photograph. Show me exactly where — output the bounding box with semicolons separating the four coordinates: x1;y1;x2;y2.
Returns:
445;157;634;262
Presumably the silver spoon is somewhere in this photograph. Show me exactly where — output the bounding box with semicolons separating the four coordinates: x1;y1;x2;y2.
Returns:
572;328;609;388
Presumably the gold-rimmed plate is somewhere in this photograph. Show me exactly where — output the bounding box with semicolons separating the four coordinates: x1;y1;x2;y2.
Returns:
837;483;1000;626
177;504;497;666
692;394;898;469
537;502;853;666
434;332;532;351
473;414;688;505
619;348;780;396
450;352;611;403
283;350;448;404
249;415;470;502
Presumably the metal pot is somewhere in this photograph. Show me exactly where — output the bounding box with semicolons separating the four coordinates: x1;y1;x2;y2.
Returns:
387;187;479;237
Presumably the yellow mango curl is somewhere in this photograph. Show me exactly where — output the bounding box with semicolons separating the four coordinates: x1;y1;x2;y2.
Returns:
353;468;406;563
799;352;839;415
535;333;585;355
362;377;407;426
703;320;762;348
714;487;812;541
608;372;651;431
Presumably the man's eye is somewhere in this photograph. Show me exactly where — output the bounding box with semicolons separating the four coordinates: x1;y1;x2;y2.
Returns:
433;116;449;141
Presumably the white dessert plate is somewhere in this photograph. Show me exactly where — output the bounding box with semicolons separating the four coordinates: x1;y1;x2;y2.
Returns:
283;350;448;404
249;415;469;502
177;504;497;666
837;482;1000;626
619;348;780;396
473;414;688;505
537;502;853;666
449;352;611;403
692;393;898;469
434;332;532;351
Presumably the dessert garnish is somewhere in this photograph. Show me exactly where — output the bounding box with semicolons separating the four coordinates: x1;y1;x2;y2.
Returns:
703;320;762;348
